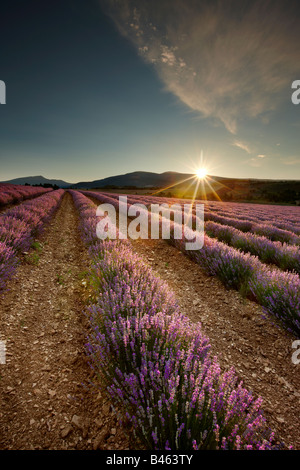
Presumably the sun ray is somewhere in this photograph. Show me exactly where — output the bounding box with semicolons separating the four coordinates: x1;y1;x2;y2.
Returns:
150;175;196;196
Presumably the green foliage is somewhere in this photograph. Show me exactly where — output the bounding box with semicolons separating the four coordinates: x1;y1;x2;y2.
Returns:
25;252;40;265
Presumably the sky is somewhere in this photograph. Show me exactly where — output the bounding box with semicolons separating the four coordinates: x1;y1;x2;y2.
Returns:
0;0;300;183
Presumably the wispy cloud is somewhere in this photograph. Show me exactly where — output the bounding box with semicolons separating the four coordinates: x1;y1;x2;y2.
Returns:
232;140;252;154
100;0;300;134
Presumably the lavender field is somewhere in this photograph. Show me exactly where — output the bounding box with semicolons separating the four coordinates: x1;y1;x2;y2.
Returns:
0;185;299;450
83;191;300;338
71;189;299;449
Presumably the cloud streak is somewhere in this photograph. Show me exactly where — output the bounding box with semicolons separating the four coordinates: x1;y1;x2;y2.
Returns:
100;0;300;134
232;140;252;154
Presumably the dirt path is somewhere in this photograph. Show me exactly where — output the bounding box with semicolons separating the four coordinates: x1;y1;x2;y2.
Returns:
130;237;300;450
0;193;132;450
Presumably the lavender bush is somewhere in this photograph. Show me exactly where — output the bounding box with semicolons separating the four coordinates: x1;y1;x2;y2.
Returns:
0;189;64;292
205;220;300;275
249;269;300;337
0;183;52;207
0;241;17;292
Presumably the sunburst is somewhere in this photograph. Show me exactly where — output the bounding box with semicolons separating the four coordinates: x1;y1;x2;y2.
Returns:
195;167;208;180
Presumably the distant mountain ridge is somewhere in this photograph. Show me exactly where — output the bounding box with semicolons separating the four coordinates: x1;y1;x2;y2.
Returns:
71;171;200;189
1;175;72;188
2;171;299;204
1;171;202;189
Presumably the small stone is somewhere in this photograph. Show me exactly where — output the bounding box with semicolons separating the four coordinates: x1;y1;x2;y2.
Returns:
48;390;56;398
93;428;110;450
94;417;103;428
61;425;73;439
276;417;285;424
71;414;83;430
102;403;111;416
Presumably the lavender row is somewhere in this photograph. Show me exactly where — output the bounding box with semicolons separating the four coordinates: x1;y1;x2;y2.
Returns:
170;197;300;233
99;192;300;244
203;212;300;245
210;209;300;235
112;192;300;240
69;189;278;450
113;192;300;232
0;183;52;208
159;197;300;244
84;191;300;338
131;193;300;274
153;198;300;245
0;189;65;292
204;220;300;275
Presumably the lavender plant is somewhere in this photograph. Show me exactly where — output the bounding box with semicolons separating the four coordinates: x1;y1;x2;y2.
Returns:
0;183;52;208
0;189;64;292
0;241;17;292
205;220;300;275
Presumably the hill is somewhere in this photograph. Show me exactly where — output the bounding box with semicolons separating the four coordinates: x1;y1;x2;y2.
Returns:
70;171;197;189
70;171;300;205
1;175;72;188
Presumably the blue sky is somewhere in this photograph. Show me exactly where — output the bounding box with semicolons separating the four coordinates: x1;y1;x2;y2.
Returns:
0;0;300;183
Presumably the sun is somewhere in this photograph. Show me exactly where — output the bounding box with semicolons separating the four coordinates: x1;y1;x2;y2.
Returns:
195;168;208;179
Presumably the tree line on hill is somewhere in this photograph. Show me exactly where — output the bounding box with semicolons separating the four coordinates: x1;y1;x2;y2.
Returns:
25;183;60;190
